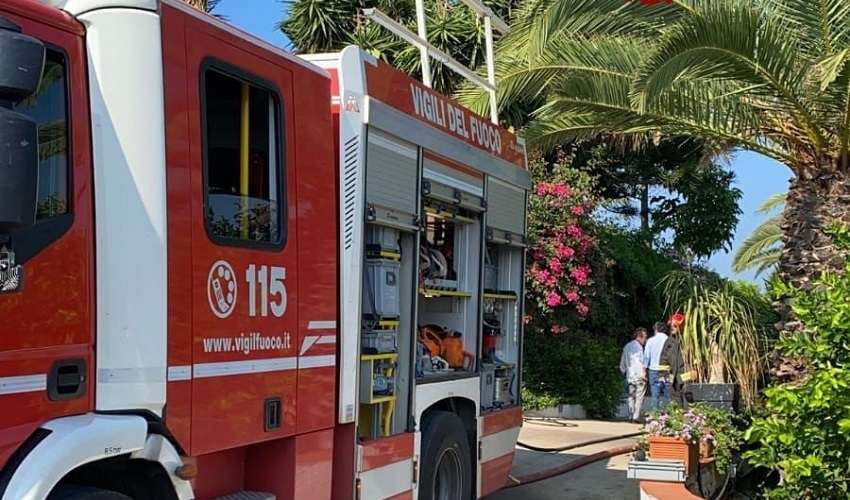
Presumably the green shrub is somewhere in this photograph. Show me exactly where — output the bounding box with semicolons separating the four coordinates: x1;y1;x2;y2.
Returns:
743;223;850;499
521;329;624;418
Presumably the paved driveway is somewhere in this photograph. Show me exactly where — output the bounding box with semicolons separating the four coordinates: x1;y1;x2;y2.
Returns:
485;418;642;500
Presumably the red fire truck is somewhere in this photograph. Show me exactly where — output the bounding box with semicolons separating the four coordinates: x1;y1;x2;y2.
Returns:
0;1;530;499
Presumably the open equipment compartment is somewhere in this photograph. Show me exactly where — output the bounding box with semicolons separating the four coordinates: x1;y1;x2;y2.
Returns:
358;128;420;439
480;175;527;412
415;152;485;384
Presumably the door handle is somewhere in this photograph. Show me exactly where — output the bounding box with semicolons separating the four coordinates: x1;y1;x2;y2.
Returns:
47;359;86;401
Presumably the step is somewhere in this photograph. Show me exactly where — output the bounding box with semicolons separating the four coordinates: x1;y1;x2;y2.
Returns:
214;492;275;500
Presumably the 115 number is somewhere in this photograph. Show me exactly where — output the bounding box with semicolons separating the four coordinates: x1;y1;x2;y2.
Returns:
245;264;287;317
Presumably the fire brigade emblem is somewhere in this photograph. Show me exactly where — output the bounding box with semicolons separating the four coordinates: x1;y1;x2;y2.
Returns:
207;260;237;318
344;95;360;113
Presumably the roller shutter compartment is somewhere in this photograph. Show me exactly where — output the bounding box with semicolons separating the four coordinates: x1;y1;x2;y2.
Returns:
364;129;419;229
486;177;526;243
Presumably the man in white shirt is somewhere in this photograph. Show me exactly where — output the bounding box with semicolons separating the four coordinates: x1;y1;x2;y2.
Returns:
644;321;670;412
620;327;648;423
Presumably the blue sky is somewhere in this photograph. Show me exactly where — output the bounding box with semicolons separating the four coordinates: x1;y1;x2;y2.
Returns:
216;1;794;286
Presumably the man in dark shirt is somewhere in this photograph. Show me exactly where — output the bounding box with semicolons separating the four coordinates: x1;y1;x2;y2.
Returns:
659;313;696;407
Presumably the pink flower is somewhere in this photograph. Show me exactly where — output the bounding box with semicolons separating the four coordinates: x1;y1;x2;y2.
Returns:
536;182;551;196
533;250;544;260
551;183;571;197
549;258;562;273
556;244;575;259
546;292;562;307
550;325;563;334
567;224;583;239
571;266;589;286
579;238;591;252
565;291;579;303
523;315;531;324
571;205;585;216
535;269;551;284
577;303;590;316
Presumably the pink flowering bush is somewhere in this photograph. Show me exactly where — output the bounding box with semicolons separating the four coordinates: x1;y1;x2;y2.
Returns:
526;154;600;324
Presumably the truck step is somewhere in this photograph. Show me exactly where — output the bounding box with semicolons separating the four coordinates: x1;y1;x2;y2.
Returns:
214;492;275;500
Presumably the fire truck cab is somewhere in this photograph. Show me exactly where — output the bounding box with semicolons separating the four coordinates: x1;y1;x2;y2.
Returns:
0;1;530;499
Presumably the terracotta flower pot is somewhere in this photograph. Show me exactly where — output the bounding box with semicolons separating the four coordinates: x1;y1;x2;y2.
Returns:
647;435;699;474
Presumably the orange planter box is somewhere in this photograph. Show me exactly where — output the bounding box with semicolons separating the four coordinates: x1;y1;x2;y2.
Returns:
647;435;699;475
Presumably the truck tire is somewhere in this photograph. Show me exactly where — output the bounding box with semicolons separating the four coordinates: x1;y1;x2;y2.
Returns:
47;485;132;500
418;411;472;500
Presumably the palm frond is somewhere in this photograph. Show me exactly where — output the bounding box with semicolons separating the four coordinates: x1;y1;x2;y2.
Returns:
756;192;787;215
731;216;783;276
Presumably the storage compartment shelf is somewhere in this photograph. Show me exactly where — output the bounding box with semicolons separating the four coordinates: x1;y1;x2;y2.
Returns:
419;288;472;298
416;371;479;385
367;250;402;260
367;395;396;404
359;352;398;439
483;292;517;301
359;353;398;404
423;206;476;224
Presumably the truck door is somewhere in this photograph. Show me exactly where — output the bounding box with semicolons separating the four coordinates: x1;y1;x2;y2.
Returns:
184;23;299;455
0;9;93;464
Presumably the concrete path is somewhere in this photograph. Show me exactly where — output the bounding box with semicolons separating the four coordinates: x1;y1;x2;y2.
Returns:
486;418;643;500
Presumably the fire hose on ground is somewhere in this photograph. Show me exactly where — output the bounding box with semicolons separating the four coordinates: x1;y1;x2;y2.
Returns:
505;430;643;489
505;429;739;500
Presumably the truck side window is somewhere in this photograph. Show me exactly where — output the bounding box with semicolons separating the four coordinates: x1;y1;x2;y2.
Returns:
202;65;284;248
13;49;69;221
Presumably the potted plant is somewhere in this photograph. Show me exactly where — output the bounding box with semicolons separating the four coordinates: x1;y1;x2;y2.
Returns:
641;402;744;475
641;403;703;474
691;402;744;472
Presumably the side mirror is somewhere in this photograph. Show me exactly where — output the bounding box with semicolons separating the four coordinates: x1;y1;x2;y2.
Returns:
0;18;45;237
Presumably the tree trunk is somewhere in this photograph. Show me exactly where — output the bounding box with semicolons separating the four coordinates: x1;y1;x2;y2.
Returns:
640;182;649;233
640;182;652;249
772;173;850;383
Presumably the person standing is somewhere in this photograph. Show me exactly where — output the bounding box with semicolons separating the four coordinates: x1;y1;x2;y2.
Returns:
644;321;670;412
661;313;697;408
620;327;648;423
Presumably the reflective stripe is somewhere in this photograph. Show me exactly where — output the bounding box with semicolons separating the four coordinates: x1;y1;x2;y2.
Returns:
167;366;192;381
98;367;165;384
167;354;333;382
193;357;298;378
298;355;336;369
480;427;521;462
0;374;46;395
308;320;337;330
300;334;337;355
360;458;413;499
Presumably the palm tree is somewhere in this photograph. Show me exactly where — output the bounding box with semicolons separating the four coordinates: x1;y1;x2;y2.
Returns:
731;193;785;279
182;0;226;18
182;0;220;11
456;0;850;382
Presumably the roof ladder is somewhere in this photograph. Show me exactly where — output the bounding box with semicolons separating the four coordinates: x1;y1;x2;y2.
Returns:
361;0;510;125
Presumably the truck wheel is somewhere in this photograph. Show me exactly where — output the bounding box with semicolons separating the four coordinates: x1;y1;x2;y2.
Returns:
418;411;472;500
47;485;132;500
